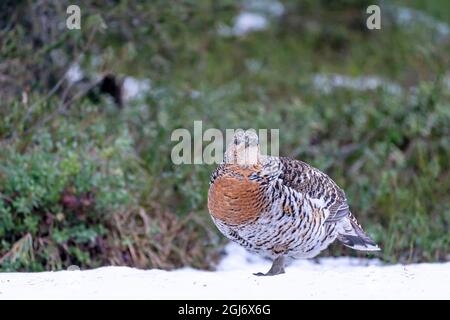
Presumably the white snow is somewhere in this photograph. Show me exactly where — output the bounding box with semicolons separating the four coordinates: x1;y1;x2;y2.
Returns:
65;63;83;84
122;77;151;101
312;73;403;95
219;12;269;37
0;243;449;300
233;12;269;35
218;0;284;37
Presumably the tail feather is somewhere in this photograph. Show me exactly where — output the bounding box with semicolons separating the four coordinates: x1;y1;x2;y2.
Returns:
337;215;380;252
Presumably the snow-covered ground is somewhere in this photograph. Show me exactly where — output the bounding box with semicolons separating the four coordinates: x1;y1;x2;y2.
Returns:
0;243;449;300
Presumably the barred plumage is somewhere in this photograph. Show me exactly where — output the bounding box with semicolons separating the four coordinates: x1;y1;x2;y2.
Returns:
208;130;380;276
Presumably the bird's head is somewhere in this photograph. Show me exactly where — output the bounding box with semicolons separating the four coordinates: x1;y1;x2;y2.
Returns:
224;130;260;166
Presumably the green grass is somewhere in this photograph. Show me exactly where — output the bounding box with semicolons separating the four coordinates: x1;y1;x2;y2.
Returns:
1;0;449;271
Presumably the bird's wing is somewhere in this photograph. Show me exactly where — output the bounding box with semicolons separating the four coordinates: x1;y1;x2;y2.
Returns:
278;157;349;223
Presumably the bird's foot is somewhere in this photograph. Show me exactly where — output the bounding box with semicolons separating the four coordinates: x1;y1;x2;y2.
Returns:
253;269;285;276
253;256;285;276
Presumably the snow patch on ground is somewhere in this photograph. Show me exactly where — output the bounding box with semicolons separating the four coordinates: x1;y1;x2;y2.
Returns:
0;243;449;299
122;77;151;102
231;12;269;36
311;73;403;95
217;242;383;272
218;0;284;36
65;63;84;84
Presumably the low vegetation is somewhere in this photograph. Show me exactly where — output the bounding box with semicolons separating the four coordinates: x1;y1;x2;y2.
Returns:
1;0;449;271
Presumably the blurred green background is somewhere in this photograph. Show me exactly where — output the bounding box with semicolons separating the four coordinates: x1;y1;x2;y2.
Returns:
0;0;449;271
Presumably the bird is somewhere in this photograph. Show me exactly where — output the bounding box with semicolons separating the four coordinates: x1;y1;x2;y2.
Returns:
207;129;380;276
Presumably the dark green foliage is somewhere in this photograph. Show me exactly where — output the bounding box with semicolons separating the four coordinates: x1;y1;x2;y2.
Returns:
1;0;449;271
0;112;137;270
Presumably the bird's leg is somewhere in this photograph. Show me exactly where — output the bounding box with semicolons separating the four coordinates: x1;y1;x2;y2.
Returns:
254;256;285;276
